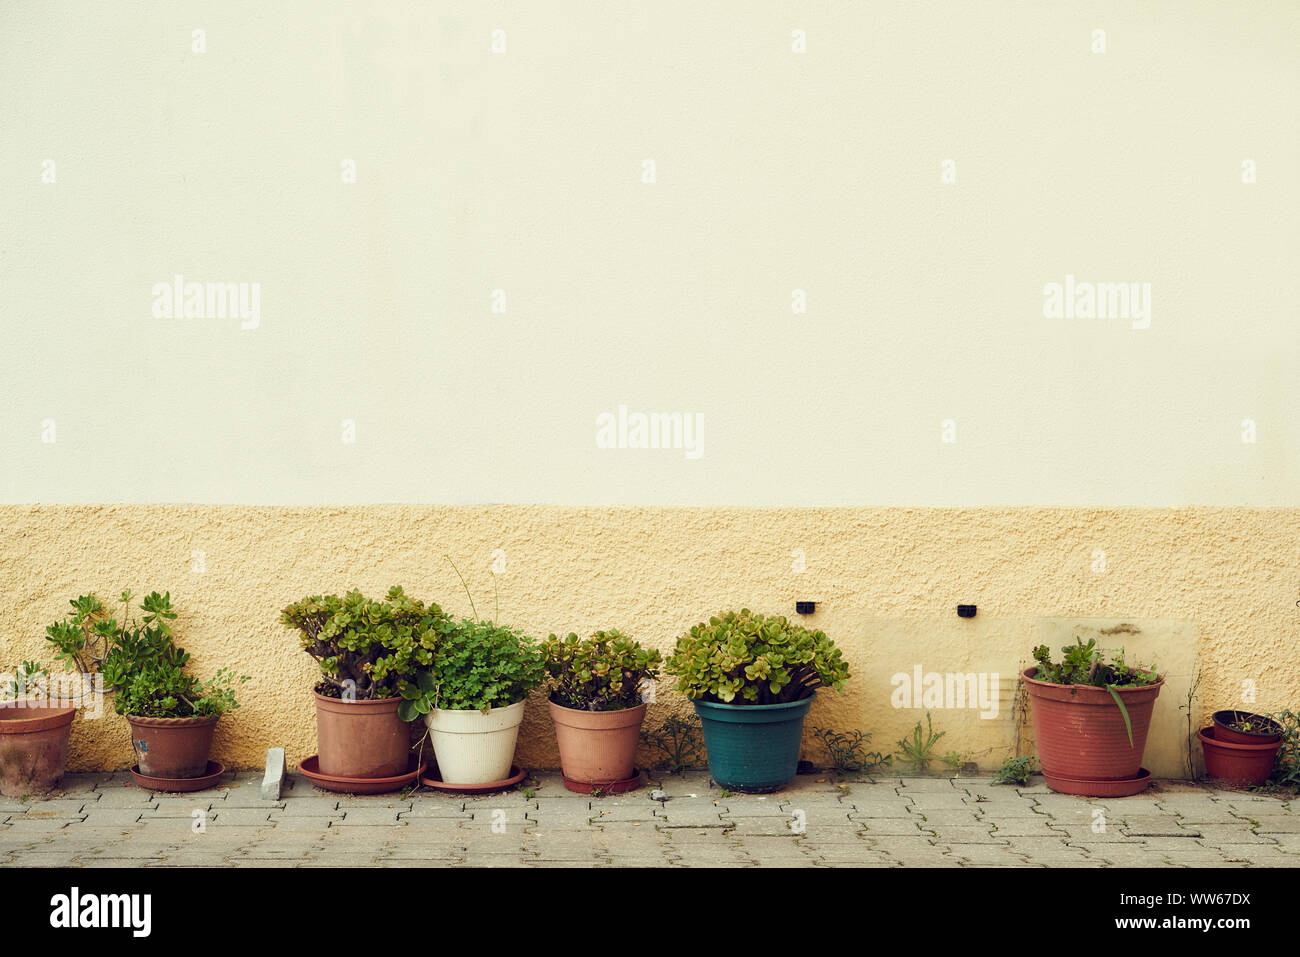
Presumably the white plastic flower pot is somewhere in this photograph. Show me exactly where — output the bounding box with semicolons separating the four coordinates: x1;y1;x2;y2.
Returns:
425;700;526;785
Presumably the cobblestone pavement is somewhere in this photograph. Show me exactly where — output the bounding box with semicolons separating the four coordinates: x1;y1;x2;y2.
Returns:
1;770;1298;867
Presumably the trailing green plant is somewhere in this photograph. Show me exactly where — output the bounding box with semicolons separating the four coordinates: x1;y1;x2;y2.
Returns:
895;712;946;772
640;714;706;774
280;586;451;701
541;630;662;711
810;726;891;774
993;755;1036;786
1032;639;1160;746
664;609;850;705
397;618;544;718
43;591;247;718
1269;709;1300;790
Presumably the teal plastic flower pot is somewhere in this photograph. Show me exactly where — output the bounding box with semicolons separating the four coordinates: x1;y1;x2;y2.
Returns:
692;695;815;793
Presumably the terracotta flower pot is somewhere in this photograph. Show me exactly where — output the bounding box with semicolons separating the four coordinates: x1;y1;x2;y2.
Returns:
1211;710;1283;745
1022;667;1164;786
1198;726;1281;787
314;692;410;779
549;700;647;786
126;714;219;779
0;703;76;797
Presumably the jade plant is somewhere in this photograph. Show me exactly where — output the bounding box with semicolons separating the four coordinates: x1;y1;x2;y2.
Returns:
397;618;545;719
43;591;247;717
540;630;662;711
280;586;451;701
1032;639;1159;745
664;609;850;705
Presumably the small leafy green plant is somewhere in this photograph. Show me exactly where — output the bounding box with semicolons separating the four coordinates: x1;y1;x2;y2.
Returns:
1269;709;1300;789
993;755;1036;786
896;712;946;772
811;726;892;774
664;609;850;705
1032;639;1159;746
281;586;450;701
640;714;706;773
43;591;247;718
541;630;662;711
397;618;544;719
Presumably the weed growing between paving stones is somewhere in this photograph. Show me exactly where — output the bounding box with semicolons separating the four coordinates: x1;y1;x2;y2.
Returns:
811;726;891;776
993;755;1036;786
640;714;706;773
895;713;945;772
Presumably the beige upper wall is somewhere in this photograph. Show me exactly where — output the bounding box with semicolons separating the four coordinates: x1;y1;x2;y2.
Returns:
0;2;1297;505
0;505;1295;773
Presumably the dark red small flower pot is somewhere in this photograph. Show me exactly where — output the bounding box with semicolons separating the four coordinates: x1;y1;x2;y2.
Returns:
1211;710;1282;745
1198;726;1281;787
126;714;218;779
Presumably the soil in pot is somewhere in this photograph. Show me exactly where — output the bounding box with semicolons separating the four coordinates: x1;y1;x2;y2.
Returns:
693;695;814;793
1211;710;1283;745
0;704;76;797
127;714;219;778
549;700;646;786
1022;667;1164;783
1198;726;1282;787
314;691;410;779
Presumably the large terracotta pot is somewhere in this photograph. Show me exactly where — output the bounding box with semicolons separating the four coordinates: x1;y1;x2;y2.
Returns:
549;700;647;785
426;700;526;785
0;704;76;797
126;714;218;778
315;692;410;779
1022;667;1163;785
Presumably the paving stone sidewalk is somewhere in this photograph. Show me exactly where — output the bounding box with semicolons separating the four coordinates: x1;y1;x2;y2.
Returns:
2;770;1298;868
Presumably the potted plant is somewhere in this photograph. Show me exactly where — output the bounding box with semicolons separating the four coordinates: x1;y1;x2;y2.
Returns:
43;591;248;787
1198;708;1285;786
540;630;662;790
398;618;545;786
0;661;76;797
664;609;850;793
281;586;448;784
1023;639;1162;796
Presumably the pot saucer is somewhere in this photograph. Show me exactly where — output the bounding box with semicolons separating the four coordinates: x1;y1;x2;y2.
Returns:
561;768;645;795
297;755;426;795
420;764;526;794
130;760;226;793
1042;766;1151;797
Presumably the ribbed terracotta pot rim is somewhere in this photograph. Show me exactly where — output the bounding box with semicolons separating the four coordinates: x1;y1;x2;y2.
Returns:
1021;667;1165;698
313;691;402;711
1211;709;1283;741
0;705;75;733
124;713;220;729
549;700;648;727
1198;726;1285;753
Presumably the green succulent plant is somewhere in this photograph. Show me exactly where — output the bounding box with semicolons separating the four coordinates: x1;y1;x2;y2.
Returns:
281;586;451;700
664;609;850;705
42;590;247;718
541;630;662;711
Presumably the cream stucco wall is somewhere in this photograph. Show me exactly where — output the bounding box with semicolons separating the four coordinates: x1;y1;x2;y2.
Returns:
0;2;1297;506
1;505;1295;775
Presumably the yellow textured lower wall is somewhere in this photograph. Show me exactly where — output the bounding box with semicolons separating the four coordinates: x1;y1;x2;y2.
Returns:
1;505;1296;775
